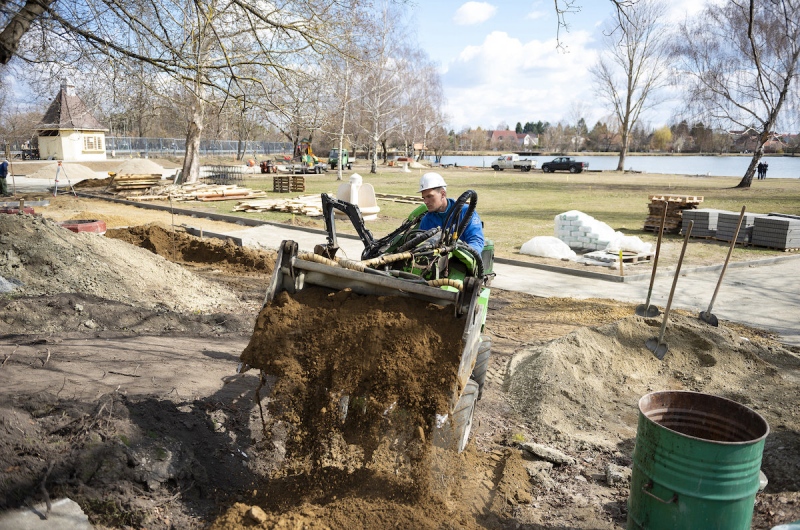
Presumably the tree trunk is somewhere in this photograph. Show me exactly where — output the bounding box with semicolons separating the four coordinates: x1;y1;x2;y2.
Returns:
336;69;349;182
0;0;57;63
181;101;204;184
370;118;379;174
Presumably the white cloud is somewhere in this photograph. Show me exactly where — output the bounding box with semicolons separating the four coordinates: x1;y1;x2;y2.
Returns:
525;10;546;21
453;2;497;26
442;30;601;129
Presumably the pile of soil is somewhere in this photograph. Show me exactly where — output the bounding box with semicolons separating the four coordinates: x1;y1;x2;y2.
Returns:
107;223;275;275
0;214;238;313
73;176;113;188
26;163;99;181
113;159;169;176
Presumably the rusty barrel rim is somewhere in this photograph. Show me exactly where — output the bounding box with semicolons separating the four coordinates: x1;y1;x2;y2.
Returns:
638;390;769;445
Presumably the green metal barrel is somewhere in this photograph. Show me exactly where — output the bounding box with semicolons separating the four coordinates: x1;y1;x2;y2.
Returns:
628;391;769;530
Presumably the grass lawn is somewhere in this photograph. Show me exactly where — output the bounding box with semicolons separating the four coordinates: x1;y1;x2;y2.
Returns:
198;164;800;269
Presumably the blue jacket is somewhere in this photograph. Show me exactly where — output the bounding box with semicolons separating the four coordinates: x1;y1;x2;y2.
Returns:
0;161;7;178
419;198;484;253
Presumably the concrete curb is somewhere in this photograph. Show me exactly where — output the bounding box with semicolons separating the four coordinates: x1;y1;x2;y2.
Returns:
77;191;800;281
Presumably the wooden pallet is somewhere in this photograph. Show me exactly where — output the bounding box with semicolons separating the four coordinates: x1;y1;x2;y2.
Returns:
648;194;704;203
584;250;654;264
109;173;163;191
273;176;305;193
374;193;424;204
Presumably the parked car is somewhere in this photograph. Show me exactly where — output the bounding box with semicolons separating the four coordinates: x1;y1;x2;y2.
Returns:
491;154;536;172
541;157;589;173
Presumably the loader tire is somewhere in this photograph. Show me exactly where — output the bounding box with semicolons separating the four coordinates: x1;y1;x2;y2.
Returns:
451;378;479;453
471;336;492;399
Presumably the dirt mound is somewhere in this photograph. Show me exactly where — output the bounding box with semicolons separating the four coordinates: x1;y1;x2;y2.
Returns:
106;223;275;275
0;292;254;335
113;158;168;176
507;312;794;449
26;163;99;181
73;176;113;188
0;214;239;313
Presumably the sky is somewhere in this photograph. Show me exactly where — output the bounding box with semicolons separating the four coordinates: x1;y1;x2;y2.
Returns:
411;0;707;132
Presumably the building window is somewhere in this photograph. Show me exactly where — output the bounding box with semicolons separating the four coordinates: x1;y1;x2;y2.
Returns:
84;135;104;151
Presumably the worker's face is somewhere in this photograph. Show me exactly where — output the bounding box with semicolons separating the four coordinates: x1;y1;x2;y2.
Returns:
421;187;447;212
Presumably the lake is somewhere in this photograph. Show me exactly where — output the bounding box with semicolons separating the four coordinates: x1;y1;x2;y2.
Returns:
426;154;800;179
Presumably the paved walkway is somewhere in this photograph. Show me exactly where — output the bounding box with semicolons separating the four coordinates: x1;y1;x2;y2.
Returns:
224;223;800;348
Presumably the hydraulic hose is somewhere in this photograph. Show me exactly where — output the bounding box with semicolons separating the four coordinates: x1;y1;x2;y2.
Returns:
455;240;485;278
441;190;478;247
396;227;441;253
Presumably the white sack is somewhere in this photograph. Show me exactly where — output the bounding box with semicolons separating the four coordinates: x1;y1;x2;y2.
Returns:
520;236;578;260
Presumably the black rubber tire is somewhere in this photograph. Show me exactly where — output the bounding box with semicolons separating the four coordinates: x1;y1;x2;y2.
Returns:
451;379;479;452
569;166;578;173
491;165;500;171
315;166;322;174
542;166;551;173
471;336;492;399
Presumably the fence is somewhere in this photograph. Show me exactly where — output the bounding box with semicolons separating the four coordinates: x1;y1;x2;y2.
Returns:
105;137;292;158
2;137;292;159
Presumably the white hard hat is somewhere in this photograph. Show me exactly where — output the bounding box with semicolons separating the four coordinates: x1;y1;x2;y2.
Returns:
418;172;447;192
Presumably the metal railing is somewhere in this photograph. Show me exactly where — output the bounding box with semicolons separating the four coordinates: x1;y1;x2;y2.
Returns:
105;137;292;157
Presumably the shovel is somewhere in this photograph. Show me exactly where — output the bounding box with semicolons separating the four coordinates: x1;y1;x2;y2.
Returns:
635;201;668;318
646;220;693;360
699;206;746;327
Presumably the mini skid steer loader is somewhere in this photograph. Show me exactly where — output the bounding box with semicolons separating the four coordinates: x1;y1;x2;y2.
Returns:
241;190;493;452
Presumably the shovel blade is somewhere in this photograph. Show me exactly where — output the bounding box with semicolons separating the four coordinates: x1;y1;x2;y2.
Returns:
646;337;669;360
699;311;719;327
635;304;660;318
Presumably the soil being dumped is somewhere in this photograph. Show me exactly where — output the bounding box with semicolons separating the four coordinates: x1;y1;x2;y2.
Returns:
222;285;484;529
241;286;465;472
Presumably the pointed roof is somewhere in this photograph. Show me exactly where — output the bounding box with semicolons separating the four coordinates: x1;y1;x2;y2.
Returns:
36;78;107;131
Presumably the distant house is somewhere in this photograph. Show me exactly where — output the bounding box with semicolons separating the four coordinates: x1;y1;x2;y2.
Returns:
489;130;519;147
488;130;539;149
519;133;538;147
36;78;108;161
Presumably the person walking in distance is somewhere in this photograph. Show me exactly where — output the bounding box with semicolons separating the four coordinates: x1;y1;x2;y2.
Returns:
0;158;9;196
762;161;769;179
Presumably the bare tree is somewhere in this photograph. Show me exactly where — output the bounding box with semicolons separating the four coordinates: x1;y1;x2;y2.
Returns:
674;0;800;188
591;0;670;171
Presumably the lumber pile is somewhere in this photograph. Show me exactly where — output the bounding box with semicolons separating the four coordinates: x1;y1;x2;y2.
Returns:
109;173;163;191
233;194;322;216
124;183;267;202
374;193;424;204
644;194;703;233
273;175;305;193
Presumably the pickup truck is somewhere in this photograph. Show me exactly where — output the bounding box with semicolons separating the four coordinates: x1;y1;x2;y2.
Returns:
541;157;589;173
491;154;536;172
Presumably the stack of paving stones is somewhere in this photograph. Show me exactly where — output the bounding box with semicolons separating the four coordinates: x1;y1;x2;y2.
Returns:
716;212;767;244
751;215;800;250
681;209;730;238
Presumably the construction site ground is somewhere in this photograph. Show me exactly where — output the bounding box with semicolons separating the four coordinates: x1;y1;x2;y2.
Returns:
0;193;798;529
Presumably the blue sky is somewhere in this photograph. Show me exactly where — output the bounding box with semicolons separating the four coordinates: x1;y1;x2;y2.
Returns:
411;0;705;132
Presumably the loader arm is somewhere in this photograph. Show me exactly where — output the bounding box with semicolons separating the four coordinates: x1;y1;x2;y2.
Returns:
319;193;427;261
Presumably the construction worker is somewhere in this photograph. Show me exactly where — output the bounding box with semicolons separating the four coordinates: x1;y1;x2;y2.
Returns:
0;158;9;197
418;172;484;253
